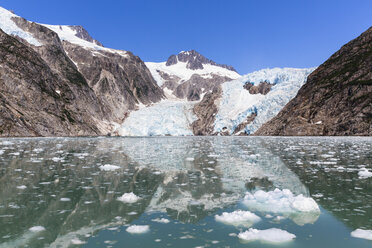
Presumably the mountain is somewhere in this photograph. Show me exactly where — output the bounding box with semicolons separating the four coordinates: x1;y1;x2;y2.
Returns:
146;50;241;101
0;7;163;136
256;27;372;136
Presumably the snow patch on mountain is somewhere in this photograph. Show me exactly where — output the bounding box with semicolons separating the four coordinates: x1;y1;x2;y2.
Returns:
146;61;241;87
214;67;315;134
116;99;197;136
0;7;42;46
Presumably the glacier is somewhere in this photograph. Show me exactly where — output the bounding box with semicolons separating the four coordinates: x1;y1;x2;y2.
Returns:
214;67;316;135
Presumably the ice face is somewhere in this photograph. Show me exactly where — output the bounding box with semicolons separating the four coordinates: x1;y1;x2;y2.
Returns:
214;67;315;134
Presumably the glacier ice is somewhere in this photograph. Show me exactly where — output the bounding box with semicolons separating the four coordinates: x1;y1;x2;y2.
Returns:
214;67;315;134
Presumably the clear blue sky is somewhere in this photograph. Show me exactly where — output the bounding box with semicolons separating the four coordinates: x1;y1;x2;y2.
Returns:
2;0;371;74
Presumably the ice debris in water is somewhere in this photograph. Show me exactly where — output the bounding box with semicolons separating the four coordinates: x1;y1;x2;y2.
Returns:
358;168;372;179
351;229;372;240
151;218;170;224
99;164;120;171
126;225;150;234
71;238;86;245
238;228;296;243
29;226;45;232
243;188;320;213
215;210;261;227
117;192;140;203
16;185;27;190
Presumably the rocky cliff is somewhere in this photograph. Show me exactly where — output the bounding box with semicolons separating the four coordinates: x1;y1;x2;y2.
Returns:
256;27;372;136
0;7;164;136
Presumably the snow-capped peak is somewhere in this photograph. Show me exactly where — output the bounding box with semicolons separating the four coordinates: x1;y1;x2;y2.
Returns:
0;6;42;46
166;50;237;72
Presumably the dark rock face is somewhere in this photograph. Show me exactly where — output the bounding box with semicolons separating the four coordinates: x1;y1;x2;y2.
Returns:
0;29;103;136
175;74;232;101
244;81;273;95
0;13;164;136
256;27;372;136
192;86;222;135
165;50;237;72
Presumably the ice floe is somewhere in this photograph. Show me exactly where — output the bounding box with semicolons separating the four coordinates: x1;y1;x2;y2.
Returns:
358;168;372;179
243;189;320;225
215;210;261;227
238;228;296;243
99;164;120;171
151;218;170;224
117;192;140;203
29;226;45;232
126;225;150;234
351;229;372;240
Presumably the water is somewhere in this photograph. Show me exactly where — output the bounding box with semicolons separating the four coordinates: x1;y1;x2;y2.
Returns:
0;137;371;248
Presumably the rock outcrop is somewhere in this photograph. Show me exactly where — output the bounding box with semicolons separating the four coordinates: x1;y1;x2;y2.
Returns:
256;27;372;136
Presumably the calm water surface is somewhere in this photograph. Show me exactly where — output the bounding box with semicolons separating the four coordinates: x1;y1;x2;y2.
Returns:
0;137;371;248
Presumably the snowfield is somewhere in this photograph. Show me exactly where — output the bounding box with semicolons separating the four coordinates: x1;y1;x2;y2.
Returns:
214;67;315;134
0;7;42;46
146;61;241;87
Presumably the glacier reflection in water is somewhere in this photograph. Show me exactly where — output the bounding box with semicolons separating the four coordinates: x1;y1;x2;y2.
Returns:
0;137;371;248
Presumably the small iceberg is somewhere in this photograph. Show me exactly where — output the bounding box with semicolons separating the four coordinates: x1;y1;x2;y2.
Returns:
243;188;320;225
117;192;140;203
238;228;295;243
351;229;372;240
215;210;261;227
151;218;170;224
126;225;150;234
99;164;120;171
358;168;372;179
29;226;45;232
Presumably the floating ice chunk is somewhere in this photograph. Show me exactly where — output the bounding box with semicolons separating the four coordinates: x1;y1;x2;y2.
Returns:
117;192;140;203
243;189;320;225
126;225;150;234
215;210;261;227
243;189;320;213
71;238;86;245
186;157;195;161
29;226;45;232
358;168;372;179
152;218;170;224
351;229;372;240
99;164;120;171
60;198;71;202
238;228;295;243
16;185;27;190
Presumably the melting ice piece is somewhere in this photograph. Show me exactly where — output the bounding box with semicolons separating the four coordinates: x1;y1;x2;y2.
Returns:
99;164;120;171
358;168;372;179
126;225;150;234
215;210;261;227
152;218;170;224
238;228;295;243
71;238;86;245
243;188;320;225
29;226;45;232
351;229;372;240
243;189;319;213
117;192;140;203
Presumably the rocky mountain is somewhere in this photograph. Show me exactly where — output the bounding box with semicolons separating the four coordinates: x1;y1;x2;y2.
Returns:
146;50;241;101
256;27;372;136
0;7;164;136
